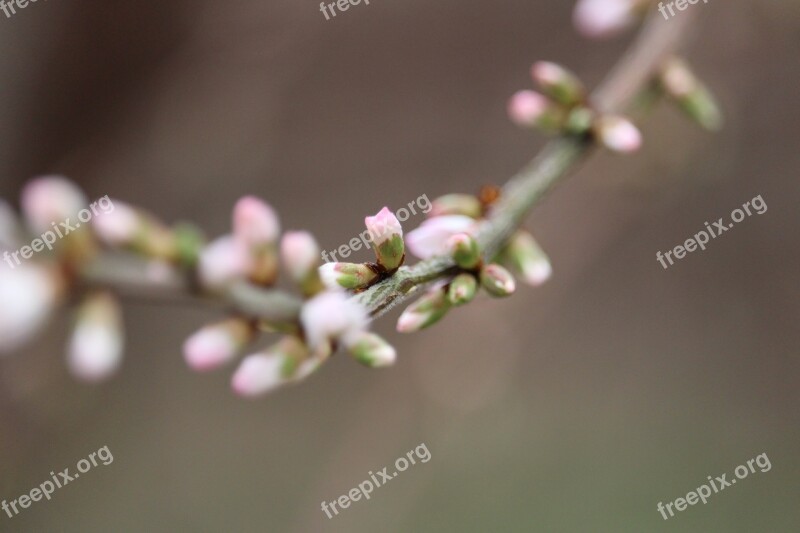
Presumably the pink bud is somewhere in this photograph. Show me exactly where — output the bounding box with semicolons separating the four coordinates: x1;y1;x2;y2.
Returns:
92;200;139;245
198;235;252;290
233;196;280;247
364;207;402;246
231;353;285;397
508;90;549;127
573;0;636;39
0;264;61;353
280;231;319;283
405;215;477;259
21;176;87;233
67;293;124;382
300;291;368;350
596;115;643;153
183;319;252;372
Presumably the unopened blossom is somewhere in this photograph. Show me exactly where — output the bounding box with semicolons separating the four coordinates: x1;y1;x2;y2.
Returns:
594;115;643;153
197;235;252;290
21;176;87;234
231;352;288;397
508;90;550;128
183;318;255;372
480;264;516;297
531;62;586;106
397;287;451;333
347;332;397;368
67;292;124;382
505;230;552;286
406;215;478;259
448;233;481;270
428;194;482;219
573;0;638;39
232;196;280;248
319;262;379;291
92;200;141;246
300;291;368;350
447;273;478;306
364;207;404;271
281;231;323;295
0;264;61;353
660;57;723;131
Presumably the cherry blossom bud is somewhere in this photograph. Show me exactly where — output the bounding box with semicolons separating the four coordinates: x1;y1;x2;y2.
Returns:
397;287;450;333
232;196;280;248
428;194;483;219
67;292;124;382
231;336;316;397
573;0;638;39
21;176;87;234
365;207;404;271
0;264;62;353
198;235;252;290
281;231;324;295
183;318;256;372
448;233;481;270
406;215;477;259
531;62;586;107
480;264;516;297
92;200;141;246
508;90;549;127
91;199;181;261
594;115;642;153
300;291;368;350
505;230;552;286
660;57;723;131
447;273;478;306
347;332;397;368
319;262;379;291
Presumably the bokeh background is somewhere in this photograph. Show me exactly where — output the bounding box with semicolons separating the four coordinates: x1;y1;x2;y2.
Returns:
1;0;798;531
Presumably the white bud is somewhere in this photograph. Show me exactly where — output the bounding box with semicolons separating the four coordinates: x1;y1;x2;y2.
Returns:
233;196;280;247
92;200;140;246
231;353;287;397
21;176;87;234
573;0;637;39
405;215;477;259
198;235;252;290
67;293;124;382
0;264;60;353
300;291;368;351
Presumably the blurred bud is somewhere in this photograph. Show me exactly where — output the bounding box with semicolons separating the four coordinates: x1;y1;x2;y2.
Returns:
507;90;565;132
183;317;256;372
197;235;252;291
281;231;324;296
594;115;642;153
92;200;140;246
447;273;478;306
67;292;124;382
232;196;280;248
505;230;552;286
231;336;316;397
448;233;481;270
92;200;181;261
300;291;368;351
365;207;404;271
531;62;586;107
319;262;379;291
21;176;87;234
397;287;451;333
480;264;516;297
347;332;397;368
660;57;723;131
573;0;638;39
0;264;62;354
428;194;482;219
406;215;477;259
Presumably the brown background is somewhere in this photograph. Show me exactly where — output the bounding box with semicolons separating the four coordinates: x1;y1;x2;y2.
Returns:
0;0;798;531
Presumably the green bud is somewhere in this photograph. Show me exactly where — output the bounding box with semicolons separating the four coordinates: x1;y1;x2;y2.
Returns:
448;273;478;306
448;233;481;269
504;230;552;287
429;194;483;218
531;61;586;107
319;262;379;290
660;57;723;131
397;288;451;333
347;332;397;368
480;264;516;297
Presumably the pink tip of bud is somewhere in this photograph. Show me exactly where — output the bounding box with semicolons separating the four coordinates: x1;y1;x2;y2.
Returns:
597;116;642;153
406;215;477;259
92;201;138;245
233;196;280;247
198;235;252;290
573;0;636;39
183;327;238;372
21;176;87;233
231;353;284;398
507;90;548;127
531;62;563;86
281;231;319;280
522;259;553;286
396;312;426;334
364;207;403;245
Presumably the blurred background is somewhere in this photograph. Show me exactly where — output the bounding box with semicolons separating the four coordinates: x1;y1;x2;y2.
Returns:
0;0;798;531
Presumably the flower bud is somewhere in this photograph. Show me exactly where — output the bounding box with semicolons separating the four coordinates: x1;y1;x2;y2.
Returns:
67;292;124;382
92;200;180;261
447;273;478;306
428;194;482;219
319;262;379;291
231;336;316;397
448;233;481;270
21;176;87;234
480;264;516;297
347;332;397;368
365;207;404;271
594;115;642;153
397;287;451;333
660;57;723;131
300;291;368;351
198;235;253;291
573;0;638;39
281;231;324;296
0;264;62;353
531;62;586;107
183;317;256;372
505;230;552;286
406;215;477;259
232;196;280;248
